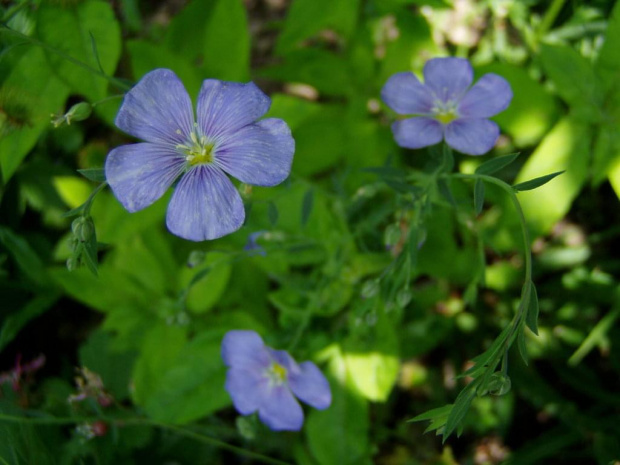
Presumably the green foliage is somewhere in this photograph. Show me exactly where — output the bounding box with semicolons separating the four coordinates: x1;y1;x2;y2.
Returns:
2;0;620;463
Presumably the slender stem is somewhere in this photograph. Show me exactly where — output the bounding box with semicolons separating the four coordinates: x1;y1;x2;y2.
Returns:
83;181;108;216
538;0;567;37
0;25;131;92
0;413;292;465
449;173;532;284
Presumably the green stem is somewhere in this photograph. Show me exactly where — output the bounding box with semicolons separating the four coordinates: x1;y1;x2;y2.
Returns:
538;0;567;37
83;181;108;216
0;25;131;92
0;413;292;465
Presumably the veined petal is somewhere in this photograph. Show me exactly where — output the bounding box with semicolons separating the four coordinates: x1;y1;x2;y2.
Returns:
105;143;185;212
222;330;271;369
115;69;194;145
381;72;434;115
215;118;294;186
458;73;513;118
445;118;499;156
225;367;270;415
258;385;304;431
391;117;443;149
267;348;298;372
166;165;245;241
197;80;271;140
423;58;473;103
288;361;331;410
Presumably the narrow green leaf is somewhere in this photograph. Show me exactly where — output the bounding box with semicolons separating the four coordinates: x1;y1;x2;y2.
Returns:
517;326;529;365
443;383;476;441
62;204;86;218
0;227;50;287
301;188;314;227
474;178;485;215
268;202;278;226
526;281;539;335
475;153;519;175
437;179;457;206
410;404;453;422
0;293;60;352
89;31;105;74
77;167;106;182
82;227;99;277
513;171;564;192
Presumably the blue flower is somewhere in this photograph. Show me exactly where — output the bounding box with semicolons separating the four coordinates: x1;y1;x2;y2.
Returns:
381;57;512;155
244;231;267;256
105;69;294;241
222;330;331;431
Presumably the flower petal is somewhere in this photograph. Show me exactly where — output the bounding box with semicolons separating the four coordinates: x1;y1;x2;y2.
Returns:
225;367;270;415
115;69;194;145
258;385;304;431
197;80;271;140
222;330;270;369
458;74;513;118
445;118;500;156
391;117;443;149
423;57;473;103
215;118;294;186
381;72;435;115
288;361;331;410
267;349;298;372
105;143;185;212
166;165;245;241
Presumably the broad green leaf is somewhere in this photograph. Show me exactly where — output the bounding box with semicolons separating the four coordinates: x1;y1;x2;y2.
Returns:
513;171;564;192
0;48;69;183
132;324;187;407
608;154;620;200
526;281;540;335
475;153;520;175
344;351;399;402
474;178;485;215
539;44;603;122
595;0;620;92
306;346;371;465
592;123;620;186
276;0;361;54
477;63;557;146
203;0;250;81
164;0;216;65
141;331;230;424
177;252;232;314
126;40;202;98
37;0;121;101
259;49;351;96
514;117;590;235
79;330;136;399
378;11;436;84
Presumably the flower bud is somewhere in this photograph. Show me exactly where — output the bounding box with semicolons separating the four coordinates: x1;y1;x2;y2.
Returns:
66;256;79;271
396;287;412;308
187;250;206;268
51;102;92;128
361;279;380;299
71;217;94;242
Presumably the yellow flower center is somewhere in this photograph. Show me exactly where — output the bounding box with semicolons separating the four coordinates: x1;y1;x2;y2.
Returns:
435;110;458;125
177;130;215;166
268;362;288;384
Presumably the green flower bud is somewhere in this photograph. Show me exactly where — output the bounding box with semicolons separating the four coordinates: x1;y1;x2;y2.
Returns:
66;256;80;271
361;279;380;299
51;102;92;128
72;217;94;242
396;287;412;308
187;250;206;268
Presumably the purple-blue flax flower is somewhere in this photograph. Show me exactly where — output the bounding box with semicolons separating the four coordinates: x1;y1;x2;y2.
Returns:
381;57;512;156
105;69;294;241
222;330;331;431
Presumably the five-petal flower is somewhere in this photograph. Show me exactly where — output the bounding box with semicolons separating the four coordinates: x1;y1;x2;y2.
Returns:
105;69;294;241
381;57;512;155
222;330;331;431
